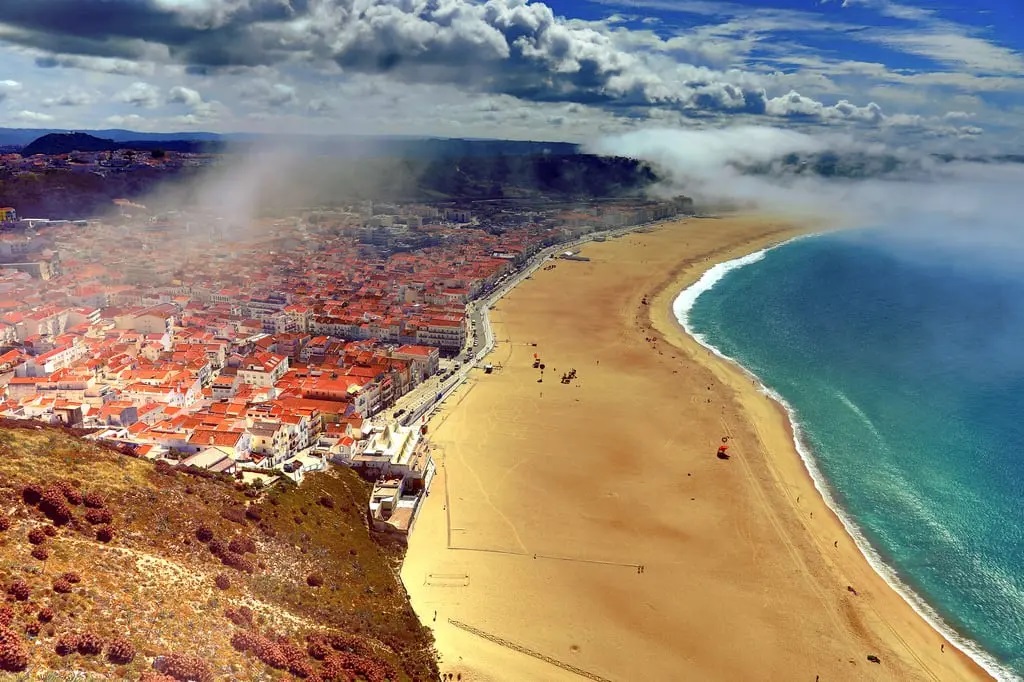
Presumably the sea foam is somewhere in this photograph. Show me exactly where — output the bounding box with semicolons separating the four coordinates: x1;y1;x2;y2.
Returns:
672;239;1019;682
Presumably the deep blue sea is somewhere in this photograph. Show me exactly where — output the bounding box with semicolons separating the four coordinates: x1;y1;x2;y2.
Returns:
677;231;1024;680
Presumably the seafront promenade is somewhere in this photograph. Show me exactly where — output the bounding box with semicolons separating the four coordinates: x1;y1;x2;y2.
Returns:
395;219;670;433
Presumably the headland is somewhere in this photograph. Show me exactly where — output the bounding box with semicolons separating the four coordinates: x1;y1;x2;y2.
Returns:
401;215;990;681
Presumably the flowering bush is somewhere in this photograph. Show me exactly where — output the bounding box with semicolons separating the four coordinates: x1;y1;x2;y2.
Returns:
61;571;81;584
195;525;213;542
30;546;49;561
327;632;375;658
27;527;46;545
37;607;54;623
85;508;113;525
207;539;227;556
24;622;40;637
55;481;82;506
224;605;254;628
43;525;57;537
76;631;104;655
0;607;12;628
228;536;256;555
83;491;106;509
214;574;230;590
252;634;289;670
6;581;30;601
106;635;136;664
21;484;42;505
39;488;72;525
220;551;255;574
324;651;396;682
52;578;72;594
306;573;324;588
230;630;256;652
0;626;28;671
55;633;79;655
0;515;10;532
289;657;314;678
156;653;213;682
307;635;330;660
95;525;115;542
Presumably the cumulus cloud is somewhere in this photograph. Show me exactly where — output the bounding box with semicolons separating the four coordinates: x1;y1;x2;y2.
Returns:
0;0;882;124
242;80;298;107
168;85;203;107
766;90;884;123
116;81;161;107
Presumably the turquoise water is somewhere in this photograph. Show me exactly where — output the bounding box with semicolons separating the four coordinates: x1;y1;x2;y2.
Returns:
679;232;1024;680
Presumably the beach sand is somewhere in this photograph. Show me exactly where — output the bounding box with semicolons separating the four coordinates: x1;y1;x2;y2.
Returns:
401;215;991;682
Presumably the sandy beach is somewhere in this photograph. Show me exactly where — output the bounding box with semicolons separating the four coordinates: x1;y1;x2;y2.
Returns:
401;215;991;682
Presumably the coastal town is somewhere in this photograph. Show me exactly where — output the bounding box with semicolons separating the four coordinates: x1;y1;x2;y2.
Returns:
0;192;690;540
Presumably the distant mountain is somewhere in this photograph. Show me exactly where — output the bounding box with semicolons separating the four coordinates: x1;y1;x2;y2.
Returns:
19;132;219;156
21;132;118;156
1;127;579;159
0;127;223;147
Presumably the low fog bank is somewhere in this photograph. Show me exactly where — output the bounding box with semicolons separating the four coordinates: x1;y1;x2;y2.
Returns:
105;137;657;238
588;126;1024;270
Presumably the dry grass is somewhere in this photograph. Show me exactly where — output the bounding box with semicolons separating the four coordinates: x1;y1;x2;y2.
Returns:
0;421;437;680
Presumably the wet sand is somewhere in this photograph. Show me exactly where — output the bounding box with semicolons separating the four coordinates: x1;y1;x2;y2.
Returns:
401;215;990;681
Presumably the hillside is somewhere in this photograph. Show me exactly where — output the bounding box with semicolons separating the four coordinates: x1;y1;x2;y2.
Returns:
20;133;216;157
0;153;657;219
0;421;437;680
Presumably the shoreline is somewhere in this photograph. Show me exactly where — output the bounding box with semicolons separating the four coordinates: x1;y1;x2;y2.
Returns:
671;236;1010;681
403;215;991;681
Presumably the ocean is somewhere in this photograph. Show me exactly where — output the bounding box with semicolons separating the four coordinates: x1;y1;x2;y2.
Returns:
676;231;1024;681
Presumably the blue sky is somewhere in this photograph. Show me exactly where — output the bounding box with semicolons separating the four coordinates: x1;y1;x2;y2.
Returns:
0;0;1021;148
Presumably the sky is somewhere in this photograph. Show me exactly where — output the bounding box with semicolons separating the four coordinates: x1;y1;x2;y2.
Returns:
0;0;1021;148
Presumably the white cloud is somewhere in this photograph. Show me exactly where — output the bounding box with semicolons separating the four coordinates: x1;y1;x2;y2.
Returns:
105;114;146;128
869;31;1024;76
0;79;21;102
34;54;156;76
168;85;203;107
242;80;298;107
766;90;884;123
42;91;92;107
15;110;55;123
116;81;161;108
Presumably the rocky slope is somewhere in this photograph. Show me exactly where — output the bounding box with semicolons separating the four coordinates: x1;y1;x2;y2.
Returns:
0;421;437;680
